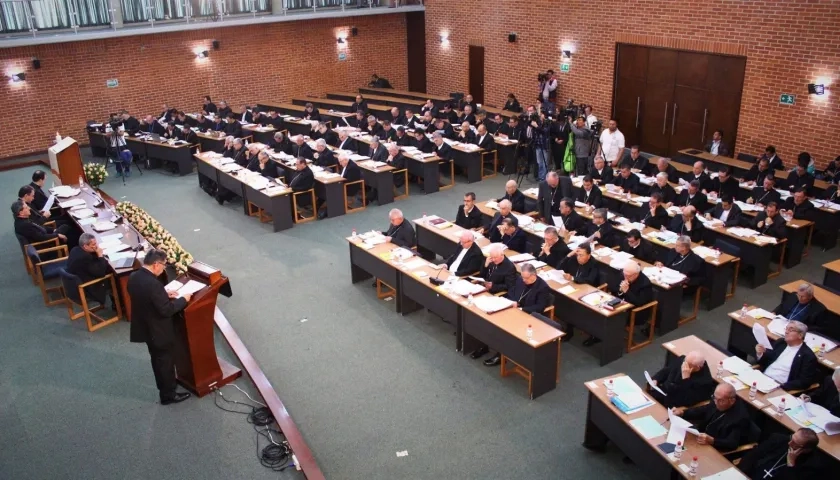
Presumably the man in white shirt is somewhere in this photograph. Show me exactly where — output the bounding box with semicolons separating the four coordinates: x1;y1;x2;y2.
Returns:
539;70;558;113
597;119;625;167
584;105;597;129
756;320;820;391
438;230;483;277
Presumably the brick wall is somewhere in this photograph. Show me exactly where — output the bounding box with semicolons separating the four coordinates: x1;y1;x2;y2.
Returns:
424;0;840;169
0;14;407;160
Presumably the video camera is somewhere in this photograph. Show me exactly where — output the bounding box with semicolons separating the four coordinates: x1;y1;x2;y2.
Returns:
537;72;549;82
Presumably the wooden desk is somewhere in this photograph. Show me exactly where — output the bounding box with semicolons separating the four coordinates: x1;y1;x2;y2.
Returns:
493;135;521;175
355;159;396;205
256;101;353;136
194;152;293;232
666;335;840;463
449;141;486;184
824;260;840;291
351;133;445;194
358;87;452;106
701;224;784;287
290;97;391;118
413;215;634;366
274;156;347;219
326;91;424;114
347;235;563;399
242;124;277;144
89;131;196;175
583;373;738;479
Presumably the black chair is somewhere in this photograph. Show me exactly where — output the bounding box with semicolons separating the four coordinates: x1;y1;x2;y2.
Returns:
25;244;68;306
58;268;122;332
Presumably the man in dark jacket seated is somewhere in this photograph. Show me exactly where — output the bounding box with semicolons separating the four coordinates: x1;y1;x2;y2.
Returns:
439;230;484;277
67;232;113;306
533;226;569;268
773;283;828;337
671;383;752;452
748;175;781;207
558;243;600;287
477;244;517;295
381;208;415;249
576;175;603;208
704;195;742;227
639;192;670;230
781;188;816;221
619;229;656;264
497;179;526;213
494;218;527;252
455;192;483;230
739;428;826;480
802;369;840;416
668;206;704;243
755;320;820;391
611;164;640;194
751;202;787;239
654;235;704;287
649;350;716;408
583;260;654;347
584;208;618;247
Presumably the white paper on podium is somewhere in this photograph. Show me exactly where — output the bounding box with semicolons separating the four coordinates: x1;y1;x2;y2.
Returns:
644;371;667;396
752;323;774;349
176;280;206;297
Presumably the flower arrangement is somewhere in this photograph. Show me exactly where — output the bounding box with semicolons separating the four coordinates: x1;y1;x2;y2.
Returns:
115;201;194;274
83;162;108;188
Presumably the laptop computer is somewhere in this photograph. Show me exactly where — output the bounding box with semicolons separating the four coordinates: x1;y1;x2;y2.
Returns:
149;133;163;142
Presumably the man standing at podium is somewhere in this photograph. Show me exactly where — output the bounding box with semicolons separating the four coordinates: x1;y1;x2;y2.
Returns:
128;249;193;405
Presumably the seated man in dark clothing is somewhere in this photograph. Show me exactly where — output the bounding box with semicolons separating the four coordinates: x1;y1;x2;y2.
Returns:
619;145;648;172
748;174;782;207
477;244;517;295
649;350;716;408
668;206;704;243
583;260;654;347
558;243;599;287
67;232;113;306
584;208;618;247
455;192;483;230
576;175;603;208
671;383;752;452
619;229;655;264
654;235;704;286
381;208;415;249
13;201;68;245
786;153;815;194
704;195;742;227
704;167;739;199
739;428;826;480
639;192;669;230
674;180;707;210
532;226;569;268
751;202;787;239
650;172;677;206
781;188;815;221
495;218;527;252
773;283;827;336
497;179;526;213
802;369;840;417
440;230;484;277
610;164;640;194
755;320;820;392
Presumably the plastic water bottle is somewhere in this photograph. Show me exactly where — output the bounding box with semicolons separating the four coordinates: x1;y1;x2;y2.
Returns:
688;457;698;477
716;361;723;379
467;294;474;306
740;303;748;319
526;324;533;341
606;379;615;398
78;175;84;188
422;212;427;224
818;343;825;358
351;228;357;238
777;397;786;414
673;441;683;460
749;382;757;400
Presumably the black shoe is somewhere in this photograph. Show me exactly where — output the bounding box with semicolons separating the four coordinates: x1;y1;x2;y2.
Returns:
160;392;191;405
317;210;328;220
483;354;501;366
469;346;489;359
582;336;602;347
215;195;224;205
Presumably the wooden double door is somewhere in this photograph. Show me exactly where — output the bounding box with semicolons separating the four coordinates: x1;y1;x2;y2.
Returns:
613;44;746;157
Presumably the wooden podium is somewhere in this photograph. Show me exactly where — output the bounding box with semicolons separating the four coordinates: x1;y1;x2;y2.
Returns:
48;137;84;186
173;262;241;396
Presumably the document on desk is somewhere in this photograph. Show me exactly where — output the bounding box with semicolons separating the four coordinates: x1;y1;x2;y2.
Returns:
699;466;749;479
722;356;752;375
752;323;774;349
805;332;838;352
644;371;667;396
164;279;204;298
59;198;86;208
70;208;96;219
628;416;667;439
736;368;779;393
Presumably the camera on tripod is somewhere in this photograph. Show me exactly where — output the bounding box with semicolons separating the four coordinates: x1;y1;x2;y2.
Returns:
537;71;549;82
590;120;603;137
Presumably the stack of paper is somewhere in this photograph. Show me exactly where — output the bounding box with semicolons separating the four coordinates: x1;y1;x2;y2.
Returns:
539;270;568;284
693;246;718;258
220;163;242;173
164;279;206;298
767;316;788;336
722;356;753;375
448;279;486;297
58;198;86;209
513;214;533;227
647;230;678;244
734;201;763;212
91;221;118;232
727;227;760;238
581;291;611;307
643;266;686;285
793;402;840;434
102;243;131;256
521;260;547;270
508;253;535;263
701;467;749;479
593;247;614;258
52;186;81;197
70;208;96;219
606;376;655;414
485;200;500;210
805;332;838;352
628;416;667;439
754;235;778;245
471;295;514;313
736;368;780;393
523;188;539;196
666;206;683;216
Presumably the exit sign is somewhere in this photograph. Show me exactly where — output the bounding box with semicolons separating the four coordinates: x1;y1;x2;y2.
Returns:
338;52;346;61
779;94;795;105
560;63;570;73
106;78;119;88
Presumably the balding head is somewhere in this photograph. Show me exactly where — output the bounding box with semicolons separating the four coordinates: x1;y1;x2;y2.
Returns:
505;180;517;195
546;171;559;187
685;351;706;370
487;243;505;263
459;230;475;248
622;261;641;281
387;143;399;155
498;199;512;216
338;153;350;166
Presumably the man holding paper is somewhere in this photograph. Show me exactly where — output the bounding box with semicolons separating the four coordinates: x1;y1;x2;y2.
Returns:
756;320;819;391
128;249;192;405
648;351;715;408
67;233;113;308
672;383;752;451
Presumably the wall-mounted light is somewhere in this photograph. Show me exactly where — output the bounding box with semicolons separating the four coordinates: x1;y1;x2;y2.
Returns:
11;72;26;82
808;84;825;95
440;33;450;48
336;37;346;44
562;50;572;59
196;50;209;59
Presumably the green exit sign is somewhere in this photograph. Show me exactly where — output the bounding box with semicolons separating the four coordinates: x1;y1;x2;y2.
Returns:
779;94;795;105
560;63;570;73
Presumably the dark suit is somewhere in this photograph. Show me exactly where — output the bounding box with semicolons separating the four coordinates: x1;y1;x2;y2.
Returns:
351;101;368;114
558;256;600;287
127;268;188;400
413;136;434;154
751;212;786;238
684;172;712;192
457;129;475;144
703;140;730;157
29;182;49;211
252;161;280;179
585;222;619;247
781;198;815;221
533;240;570;269
650;184;677;206
808;374;840;416
389;153;407;187
291;142;314;160
619;153;649;172
739;433;826;480
365;123;385;139
675;190;708;210
223;121;243;138
458;113;476;125
555;211;585;232
479;258;517;294
455;205;483;230
383;220;415;248
122;116;140;134
786;170;815;194
14;217;59;244
706;203;742;227
576;187;603;208
497;190;526;213
474;133;495;152
611;173;640;194
434;142;453;160
380;128;398;142
757;339;820;391
395;133;412;147
486;212;516;239
537;181;567;224
506;277;550;314
750;186;781;206
499;228;527;252
67;246;111;304
640;205;669;230
340;160;362;196
707;176;739;198
649;164;679;183
445;243;484;277
650;354;716;408
434;123;455;140
773;297;828;337
336;137;357;153
620;238;656;264
590;166;614;184
270;137;291;155
668;216;704;243
289;167;315;192
660;249;704;286
314;149;336;168
743;165;772;185
681;399;751;452
369;144;388;163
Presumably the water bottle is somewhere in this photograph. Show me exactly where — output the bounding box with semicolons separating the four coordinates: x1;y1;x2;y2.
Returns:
777;397;786;414
606;379;615;398
749;382;757;400
673;441;683;460
688;457;698;477
351;228;357;238
716;361;723;379
422;212;427;224
78;175;84;188
467;294;474;306
818;343;825;358
526;324;533;341
740;303;748;319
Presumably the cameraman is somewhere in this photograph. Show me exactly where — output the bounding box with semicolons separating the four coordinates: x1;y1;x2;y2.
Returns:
569;115;593;175
538;70;558;114
597;119;625;168
524;106;550;181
